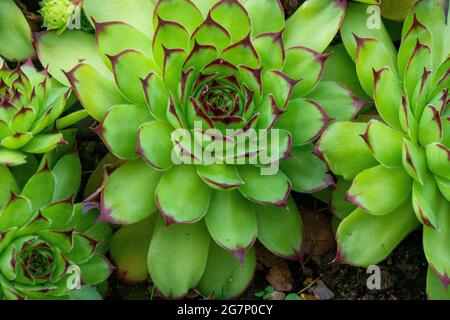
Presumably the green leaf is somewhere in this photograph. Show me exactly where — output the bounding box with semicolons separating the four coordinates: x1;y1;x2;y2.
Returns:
52;154;81;202
341;2;397;63
154;0;204;34
110;50;158;103
148;218;210;298
418;105;443;146
153;19;190;67
346;165;412;215
99;105;153;160
196;164;244;190
83;0;156;36
423;200;450;292
284;0;345;52
110;217;155;284
363;120;405;169
283;46;327;98
373;67;403;130
307;81;365;122
101;159;161;224
412;175;442;229
22;166;55;213
318;122;378;180
142;72;169;121
321;44;367;99
253;32;285;71
205;190;257;254
243;0;284;37
427;267;450;300
35;31;109;86
198;243;256;299
210;0;250;42
191;15;231;52
21;133;65;154
402;139;428;184
354;36;398;98
79;255;113;285
66;64;128;121
336;199;418;266
137;120;174;171
238;165;290;206
436;175;450;202
0;194;32;231
255;196;303;258
0;0;34;61
95;21;153;67
221;36;259;69
0;150;27;167
426;143;450;180
281;144;334;193
156;165;211;224
277;98;329;146
0;166;18;210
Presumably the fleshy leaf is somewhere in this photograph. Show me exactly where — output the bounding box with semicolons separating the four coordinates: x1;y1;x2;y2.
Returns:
110;217;155;284
209;0;250;42
426;143;450;180
346;165;412;215
0;0;34;61
83;0;156;35
336;199;418;266
198;243;256;299
284;0;345;52
205;190;257;256
243;0;284;36
362;119;405;169
35;31;109;86
98;105;153;160
156;165;211;224
317;122;378;180
412;175;442;229
281;144;334;193
255;196;303;259
196;164;244;190
66;64;128;121
101;159;162;224
148;218;210;298
137;120;174;171
402;139;428;184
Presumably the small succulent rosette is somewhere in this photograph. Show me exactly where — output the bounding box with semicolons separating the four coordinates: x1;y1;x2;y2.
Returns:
0;57;80;167
0;153;112;300
35;0;364;298
318;0;450;298
39;0;81;34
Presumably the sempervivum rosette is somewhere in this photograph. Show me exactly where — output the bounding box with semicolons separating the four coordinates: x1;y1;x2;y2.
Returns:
35;0;364;298
0;153;112;300
317;0;450;298
0;57;80;167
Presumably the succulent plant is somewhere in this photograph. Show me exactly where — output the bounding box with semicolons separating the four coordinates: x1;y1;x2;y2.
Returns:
39;0;80;34
0;152;112;300
0;57;88;167
34;0;365;298
317;0;450;298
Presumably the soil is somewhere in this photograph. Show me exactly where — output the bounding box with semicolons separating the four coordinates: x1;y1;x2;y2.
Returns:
15;0;428;301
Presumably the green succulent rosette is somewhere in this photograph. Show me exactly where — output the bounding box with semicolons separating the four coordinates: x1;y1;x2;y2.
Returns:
0;153;112;300
39;0;81;34
0;57;86;167
318;0;450;297
34;0;365;298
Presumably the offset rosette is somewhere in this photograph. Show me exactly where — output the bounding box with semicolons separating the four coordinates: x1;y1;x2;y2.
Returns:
0;154;112;300
35;0;360;298
39;0;80;34
0;58;80;166
318;0;450;298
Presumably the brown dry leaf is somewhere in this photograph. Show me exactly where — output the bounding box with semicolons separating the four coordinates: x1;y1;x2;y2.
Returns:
300;293;317;301
257;245;294;292
301;208;336;258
